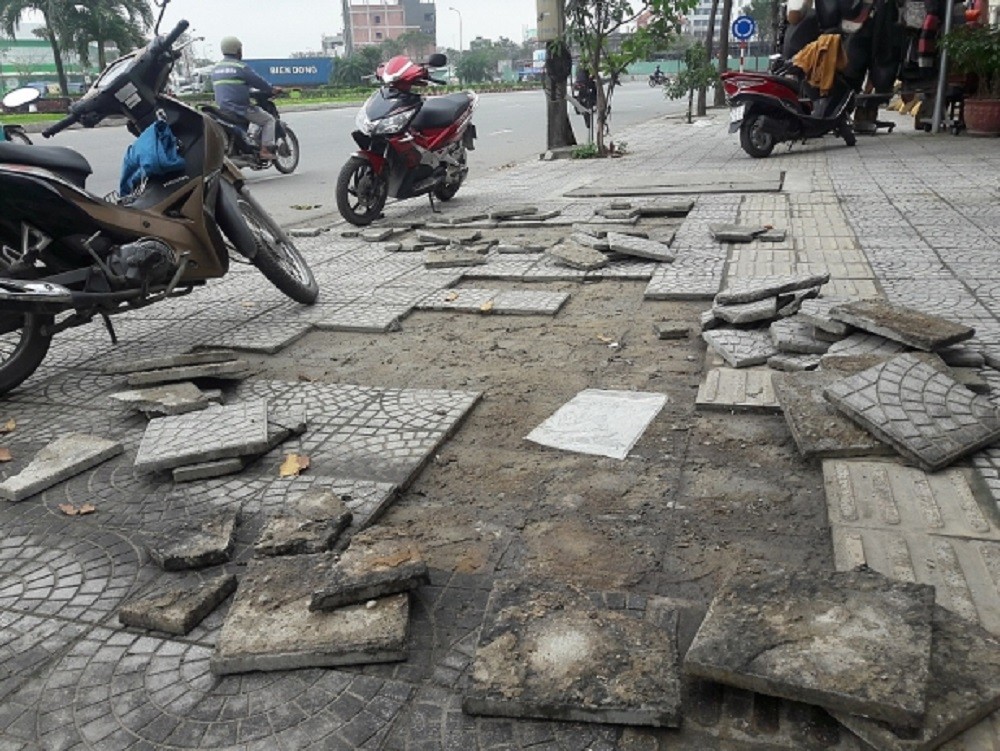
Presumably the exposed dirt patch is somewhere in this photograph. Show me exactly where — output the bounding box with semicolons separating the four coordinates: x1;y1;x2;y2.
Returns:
250;275;834;614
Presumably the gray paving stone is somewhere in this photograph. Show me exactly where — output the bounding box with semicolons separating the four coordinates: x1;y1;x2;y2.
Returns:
287;227;324;237
464;580;681;727
702;328;779;368
424;245;489;268
684;567;934;728
435;212;489;225
716;273;831;305
495;243;541;254
709;223;764;243
770;317;832;355
644;254;724;300
773;372;894;458
824;353;1000;471
572;223;648;239
144;509;238;571
310;528;429;611
118;573;237;635
938;345;987;368
254;487;353;557
606;232;675;262
570;232;611;252
452;230;484;245
134;399;270;473
108;382;221;417
830;299;976;351
594;207;640;220
211;553;409;675
361;228;395;242
417;288;498;313
696;368;780;413
171;457;246;483
310;304;405;333
635;200;693;217
489;204;538;219
0;434;123;502
491;290;569;316
700;308;722;331
564;169;784;197
777;287;821;317
713;297;778;325
769;353;822;372
821;332;909;369
758;228;787;242
415;230;450;245
832;606;1000;751
126;359;253;387
102;350;238;375
654;321;692;339
547;241;608;271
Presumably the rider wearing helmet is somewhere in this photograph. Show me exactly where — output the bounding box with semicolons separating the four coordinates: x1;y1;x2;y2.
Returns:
211;36;282;159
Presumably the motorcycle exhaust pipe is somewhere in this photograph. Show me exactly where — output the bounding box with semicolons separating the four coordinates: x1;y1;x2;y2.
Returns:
0;280;74;312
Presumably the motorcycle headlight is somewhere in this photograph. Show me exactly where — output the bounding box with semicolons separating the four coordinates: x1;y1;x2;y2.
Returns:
356;108;373;135
372;109;415;135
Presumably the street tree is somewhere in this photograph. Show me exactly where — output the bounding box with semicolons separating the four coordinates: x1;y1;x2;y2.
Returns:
455;48;492;83
0;0;72;95
566;0;695;154
665;41;718;122
61;0;153;71
395;29;434;59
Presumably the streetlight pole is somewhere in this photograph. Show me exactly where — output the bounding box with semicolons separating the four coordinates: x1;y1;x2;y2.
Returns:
448;6;462;51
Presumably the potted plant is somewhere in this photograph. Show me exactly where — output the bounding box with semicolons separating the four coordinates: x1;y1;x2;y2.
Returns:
940;23;1000;135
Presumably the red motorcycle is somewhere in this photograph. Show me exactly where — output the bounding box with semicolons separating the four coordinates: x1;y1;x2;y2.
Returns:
721;53;856;158
336;53;478;226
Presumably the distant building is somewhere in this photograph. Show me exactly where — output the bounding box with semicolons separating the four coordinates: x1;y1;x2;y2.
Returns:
1;23;95;92
347;0;436;50
321;33;346;57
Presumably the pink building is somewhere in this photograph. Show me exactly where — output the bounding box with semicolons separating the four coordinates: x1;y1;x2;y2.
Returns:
350;2;411;48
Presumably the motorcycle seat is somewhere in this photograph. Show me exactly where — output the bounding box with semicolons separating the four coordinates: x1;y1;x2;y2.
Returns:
411;94;473;131
0;142;92;188
201;105;248;128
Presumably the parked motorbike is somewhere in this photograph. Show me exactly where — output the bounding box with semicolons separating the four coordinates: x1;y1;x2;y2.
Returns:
201;90;299;174
1;87;38;145
336;53;478;226
721;52;857;158
0;8;318;395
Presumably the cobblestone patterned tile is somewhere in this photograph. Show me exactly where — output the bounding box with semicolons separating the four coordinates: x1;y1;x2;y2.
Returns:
491;290;570;316
310;304;408;333
644;254;724;300
702;328;778;368
0;613;88;702
824;353;1000;472
200;316;314;355
0;626;413;750
416;288;498;313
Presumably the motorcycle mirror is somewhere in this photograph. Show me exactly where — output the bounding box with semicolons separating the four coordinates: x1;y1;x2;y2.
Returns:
2;87;42;109
427;53;447;68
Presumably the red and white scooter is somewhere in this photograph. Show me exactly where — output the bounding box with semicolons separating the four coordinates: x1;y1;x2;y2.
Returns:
336;53;478;226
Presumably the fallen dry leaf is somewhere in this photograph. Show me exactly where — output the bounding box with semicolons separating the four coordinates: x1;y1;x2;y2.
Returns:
57;503;96;516
0;418;15;433
596;335;614;344
445;292;459;302
279;453;311;478
0;447;11;462
480;300;494;313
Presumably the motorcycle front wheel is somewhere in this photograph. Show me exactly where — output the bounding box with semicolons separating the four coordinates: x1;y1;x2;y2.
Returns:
336;156;388;226
273;124;300;174
233;190;318;304
0;312;52;395
740;113;776;158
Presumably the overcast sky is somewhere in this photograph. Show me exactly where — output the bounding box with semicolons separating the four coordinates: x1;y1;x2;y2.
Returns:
150;0;540;59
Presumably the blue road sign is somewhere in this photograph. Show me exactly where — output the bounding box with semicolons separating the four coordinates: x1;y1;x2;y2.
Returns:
732;15;756;41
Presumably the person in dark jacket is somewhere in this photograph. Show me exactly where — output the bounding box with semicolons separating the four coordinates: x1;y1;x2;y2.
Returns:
211;36;282;159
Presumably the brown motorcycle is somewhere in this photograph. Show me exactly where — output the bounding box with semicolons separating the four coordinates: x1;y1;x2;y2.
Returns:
0;8;317;395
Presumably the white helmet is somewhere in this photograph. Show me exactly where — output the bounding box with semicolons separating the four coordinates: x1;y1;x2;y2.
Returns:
220;36;242;57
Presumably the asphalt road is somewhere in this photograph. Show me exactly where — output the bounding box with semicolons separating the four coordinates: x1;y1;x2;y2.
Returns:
45;84;688;227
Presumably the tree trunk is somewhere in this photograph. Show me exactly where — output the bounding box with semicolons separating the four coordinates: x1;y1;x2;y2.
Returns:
715;0;734;106
594;72;607;153
687;86;694;123
699;0;720;116
98;42;107;71
544;43;576;149
42;18;69;97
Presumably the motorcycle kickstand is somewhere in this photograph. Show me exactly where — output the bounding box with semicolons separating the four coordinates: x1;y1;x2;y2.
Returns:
427;193;441;214
100;313;118;345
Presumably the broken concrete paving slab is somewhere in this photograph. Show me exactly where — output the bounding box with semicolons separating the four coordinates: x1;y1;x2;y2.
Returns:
770;317;833;355
108;382;222;417
126;359;253;388
489;205;539;220
526;389;667;460
699;309;722;332
436;212;489;225
768;352;822;371
938;345;986;369
702;328;779;368
546;241;608;271
0;433;123;503
255;487;353;557
683;566;935;728
570;233;611;252
832;606;1000;751
654;321;692;340
417;288;498;313
593;208;640;221
821;332;908;369
709;223;768;243
635;200;694;217
758;228;788;242
211;553;410;675
452;230;484;245
799;297;852;335
310;528;428;611
830;299;975;351
172;457;246;483
415;230;450;245
144;509;238;571
777;287;821;317
490;290;570;316
572;224;649;239
463;579;681;728
424;245;489;269
824;353;1000;472
606;233;675;263
773;372;894;459
118;573;237;635
134;399;270;473
696;368;780;413
715;273;831;305
712;297;778;325
102;350;238;375
361;228;395;242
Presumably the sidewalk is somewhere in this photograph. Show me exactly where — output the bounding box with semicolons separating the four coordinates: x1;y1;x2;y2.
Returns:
1;108;999;750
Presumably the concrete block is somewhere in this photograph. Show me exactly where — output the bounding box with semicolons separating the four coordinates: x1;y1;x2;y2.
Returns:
255;488;353;557
489;204;539;220
830;299;975;351
109;382;221;417
118;574;237;635
144;509;238;571
547;241;608;271
654;321;691;340
770;317;832;355
103;350;238;375
606;232;675;263
716;273;831;305
424;245;489;268
696;368;780;413
713;297;778;325
211;553;410;675
172;457;246;483
0;434;123;502
310;528;428;610
126;359;252;387
702;328;779;368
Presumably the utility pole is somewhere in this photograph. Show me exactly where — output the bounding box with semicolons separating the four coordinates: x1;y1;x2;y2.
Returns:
698;0;719;116
342;0;354;56
715;0;733;105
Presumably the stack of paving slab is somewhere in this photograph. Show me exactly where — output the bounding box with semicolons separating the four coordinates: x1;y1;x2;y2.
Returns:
683;564;1000;751
103;349;252;387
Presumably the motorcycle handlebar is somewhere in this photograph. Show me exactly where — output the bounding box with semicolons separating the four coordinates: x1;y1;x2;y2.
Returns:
157;20;190;53
42;112;80;138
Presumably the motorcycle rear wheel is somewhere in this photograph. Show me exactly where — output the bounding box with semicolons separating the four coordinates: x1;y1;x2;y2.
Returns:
433;146;467;201
273;125;300;174
234;191;318;304
0;312;53;395
336;156;388;226
740;114;776;158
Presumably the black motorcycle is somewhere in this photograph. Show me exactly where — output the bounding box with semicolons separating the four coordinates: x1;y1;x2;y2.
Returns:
201;91;300;174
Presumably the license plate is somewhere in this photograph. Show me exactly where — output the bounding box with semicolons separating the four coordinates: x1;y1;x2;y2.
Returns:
729;105;745;123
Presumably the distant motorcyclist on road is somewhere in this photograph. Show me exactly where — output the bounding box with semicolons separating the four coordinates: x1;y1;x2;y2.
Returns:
211;36;283;159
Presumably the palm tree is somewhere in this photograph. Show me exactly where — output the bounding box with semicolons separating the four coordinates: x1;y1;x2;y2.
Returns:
0;0;72;96
61;0;153;72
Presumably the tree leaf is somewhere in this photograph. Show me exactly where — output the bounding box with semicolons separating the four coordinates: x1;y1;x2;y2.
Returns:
58;503;80;516
0;447;11;462
0;419;15;434
279;453;311;477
